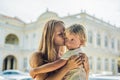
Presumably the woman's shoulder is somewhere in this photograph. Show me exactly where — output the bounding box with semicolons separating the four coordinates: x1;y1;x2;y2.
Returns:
31;51;42;56
30;51;44;61
29;51;44;67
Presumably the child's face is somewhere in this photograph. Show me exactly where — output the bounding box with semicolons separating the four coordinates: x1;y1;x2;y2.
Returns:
65;32;81;50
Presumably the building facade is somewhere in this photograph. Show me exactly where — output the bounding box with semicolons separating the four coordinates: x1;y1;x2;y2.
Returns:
0;10;120;75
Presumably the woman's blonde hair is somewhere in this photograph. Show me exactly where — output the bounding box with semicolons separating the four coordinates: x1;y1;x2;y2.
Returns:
65;24;87;46
38;20;64;62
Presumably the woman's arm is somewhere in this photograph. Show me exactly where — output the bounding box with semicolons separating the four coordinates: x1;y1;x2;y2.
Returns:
29;52;46;78
31;59;67;74
29;52;67;78
46;55;82;80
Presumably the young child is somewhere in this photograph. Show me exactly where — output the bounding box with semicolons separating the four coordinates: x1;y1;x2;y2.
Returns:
62;24;87;80
30;24;89;80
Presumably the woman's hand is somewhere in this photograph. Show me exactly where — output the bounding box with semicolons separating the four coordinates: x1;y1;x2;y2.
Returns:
65;55;82;70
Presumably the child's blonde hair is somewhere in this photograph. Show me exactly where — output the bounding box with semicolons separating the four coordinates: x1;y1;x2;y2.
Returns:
65;24;87;46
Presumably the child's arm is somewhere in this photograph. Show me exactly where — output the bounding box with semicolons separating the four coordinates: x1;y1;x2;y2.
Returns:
46;55;82;80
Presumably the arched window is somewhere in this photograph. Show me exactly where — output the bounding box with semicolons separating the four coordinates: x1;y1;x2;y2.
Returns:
97;58;101;70
96;34;101;46
3;55;17;70
5;34;19;45
104;36;108;47
88;31;93;43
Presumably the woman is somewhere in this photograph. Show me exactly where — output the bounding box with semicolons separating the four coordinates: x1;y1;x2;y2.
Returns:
29;20;89;80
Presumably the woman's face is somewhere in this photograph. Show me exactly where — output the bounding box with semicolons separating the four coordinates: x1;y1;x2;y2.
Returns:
54;24;65;46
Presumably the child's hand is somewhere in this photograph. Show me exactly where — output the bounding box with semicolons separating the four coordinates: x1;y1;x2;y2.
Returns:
66;55;82;70
29;69;36;79
80;53;90;73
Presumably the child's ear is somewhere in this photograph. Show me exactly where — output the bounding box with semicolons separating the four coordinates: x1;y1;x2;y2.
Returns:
80;40;86;46
80;40;84;45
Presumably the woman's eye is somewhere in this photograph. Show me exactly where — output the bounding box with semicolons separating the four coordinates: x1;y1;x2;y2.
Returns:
58;33;63;36
58;33;62;36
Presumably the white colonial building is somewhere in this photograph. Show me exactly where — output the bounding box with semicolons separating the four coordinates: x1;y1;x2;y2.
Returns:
0;10;120;75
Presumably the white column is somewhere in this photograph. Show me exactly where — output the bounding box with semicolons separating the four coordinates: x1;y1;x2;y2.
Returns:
115;39;118;53
101;58;105;71
0;29;2;45
101;33;105;48
18;57;23;71
7;57;11;69
27;55;31;70
27;35;30;50
115;59;118;75
0;55;3;71
93;31;97;48
109;59;112;71
108;59;110;71
0;29;5;46
93;57;97;73
108;36;111;50
29;34;32;50
13;58;16;69
102;58;105;71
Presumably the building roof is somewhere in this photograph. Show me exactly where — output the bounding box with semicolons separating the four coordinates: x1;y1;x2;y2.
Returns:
38;10;58;20
0;14;25;23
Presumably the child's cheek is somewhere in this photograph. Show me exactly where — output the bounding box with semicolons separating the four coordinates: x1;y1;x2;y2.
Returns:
65;42;68;47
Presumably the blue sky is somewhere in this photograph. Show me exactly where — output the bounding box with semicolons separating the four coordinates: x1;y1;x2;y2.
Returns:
0;0;120;27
